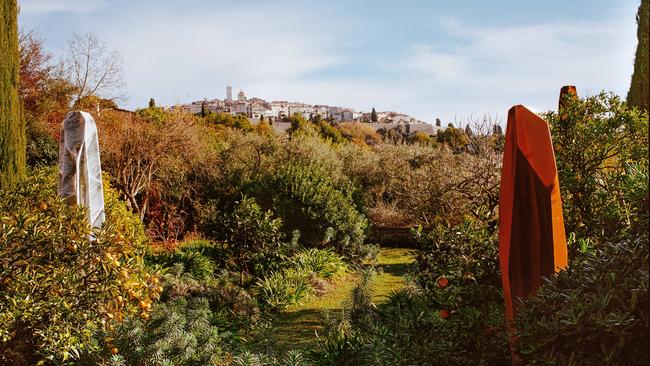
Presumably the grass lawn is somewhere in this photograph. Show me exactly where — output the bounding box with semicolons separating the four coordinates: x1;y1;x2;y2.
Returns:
270;247;416;351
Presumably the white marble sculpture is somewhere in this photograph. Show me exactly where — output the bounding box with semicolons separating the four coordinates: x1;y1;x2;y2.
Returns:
58;111;105;229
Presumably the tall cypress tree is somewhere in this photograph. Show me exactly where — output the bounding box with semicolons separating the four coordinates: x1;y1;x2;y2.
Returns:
0;0;26;189
371;107;378;123
627;0;649;112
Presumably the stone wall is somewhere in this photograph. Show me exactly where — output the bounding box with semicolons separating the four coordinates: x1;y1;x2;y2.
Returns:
367;226;425;247
271;121;292;133
406;123;435;134
361;122;436;135
361;122;400;131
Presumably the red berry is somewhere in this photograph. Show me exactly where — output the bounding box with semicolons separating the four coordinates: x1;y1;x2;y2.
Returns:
439;309;451;319
437;277;449;289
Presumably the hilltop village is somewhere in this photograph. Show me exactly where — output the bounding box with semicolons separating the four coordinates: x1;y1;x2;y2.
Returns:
166;86;443;135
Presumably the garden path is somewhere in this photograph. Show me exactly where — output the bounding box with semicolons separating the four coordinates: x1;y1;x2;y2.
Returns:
271;247;416;351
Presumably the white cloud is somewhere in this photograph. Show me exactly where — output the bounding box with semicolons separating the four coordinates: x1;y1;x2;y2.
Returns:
20;1;635;124
406;44;468;81
99;5;345;108
19;0;106;14
402;17;636;120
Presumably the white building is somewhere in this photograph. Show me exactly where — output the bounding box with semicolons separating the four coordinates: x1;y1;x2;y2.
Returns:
330;109;354;122
233;102;252;117
288;104;316;119
237;90;247;101
269;101;289;119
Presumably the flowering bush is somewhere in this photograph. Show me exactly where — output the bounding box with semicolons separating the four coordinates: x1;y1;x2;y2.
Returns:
0;168;157;365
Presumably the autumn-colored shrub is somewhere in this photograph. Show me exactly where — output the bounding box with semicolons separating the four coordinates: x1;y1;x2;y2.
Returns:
407;131;433;145
0;168;157;365
436;126;469;151
97;108;207;242
337;122;380;147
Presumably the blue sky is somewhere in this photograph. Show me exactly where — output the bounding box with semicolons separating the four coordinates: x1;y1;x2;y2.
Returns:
18;0;640;124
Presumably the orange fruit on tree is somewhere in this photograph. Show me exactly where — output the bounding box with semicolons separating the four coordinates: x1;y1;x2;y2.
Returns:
439;309;451;319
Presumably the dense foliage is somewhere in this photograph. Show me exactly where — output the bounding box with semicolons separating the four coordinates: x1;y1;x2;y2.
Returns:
512;93;649;364
0;0;26;189
248;163;369;260
200;196;285;285
548;92;648;246
307;218;509;366
0;169;156;365
5;24;648;364
516;237;649;365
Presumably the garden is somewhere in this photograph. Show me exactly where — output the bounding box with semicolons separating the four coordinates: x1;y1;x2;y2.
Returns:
1;1;649;365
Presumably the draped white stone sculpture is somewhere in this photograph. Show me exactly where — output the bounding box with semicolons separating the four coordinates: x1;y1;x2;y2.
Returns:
58;111;105;228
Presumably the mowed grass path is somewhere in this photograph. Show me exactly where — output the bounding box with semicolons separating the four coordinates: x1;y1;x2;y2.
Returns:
272;247;416;351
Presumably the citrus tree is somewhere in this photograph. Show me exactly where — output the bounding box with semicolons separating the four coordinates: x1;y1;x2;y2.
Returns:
0;169;159;364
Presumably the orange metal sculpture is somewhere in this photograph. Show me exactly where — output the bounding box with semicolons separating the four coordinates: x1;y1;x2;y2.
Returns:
498;103;568;357
558;85;577;110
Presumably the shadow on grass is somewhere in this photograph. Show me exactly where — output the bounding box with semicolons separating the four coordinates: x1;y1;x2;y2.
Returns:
380;262;409;276
272;308;343;351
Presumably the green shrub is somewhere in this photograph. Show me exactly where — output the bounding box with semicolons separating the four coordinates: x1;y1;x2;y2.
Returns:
288;113;313;135
310;267;508;365
436;126;469;151
146;250;217;281
620;162;649;237
292;248;347;279
516;237;649;365
407;131;433;145
248;163;368;261
392;219;509;364
256;268;312;312
231;349;310;366
547;92;648;245
160;268;259;328
109;297;237;366
0;168;156;365
200;196;285;285
309;332;367;366
414;220;501;297
135;106;168;124
310;216;509;366
25;118;58;167
317;120;344;144
204;112;253;132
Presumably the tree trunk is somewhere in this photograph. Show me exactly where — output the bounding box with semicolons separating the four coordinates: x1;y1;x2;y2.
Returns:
0;0;26;189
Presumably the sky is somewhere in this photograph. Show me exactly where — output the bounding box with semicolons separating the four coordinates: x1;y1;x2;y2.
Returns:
18;0;640;124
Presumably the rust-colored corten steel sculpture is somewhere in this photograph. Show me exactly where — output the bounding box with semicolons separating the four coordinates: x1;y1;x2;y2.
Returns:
558;85;577;110
498;104;568;333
